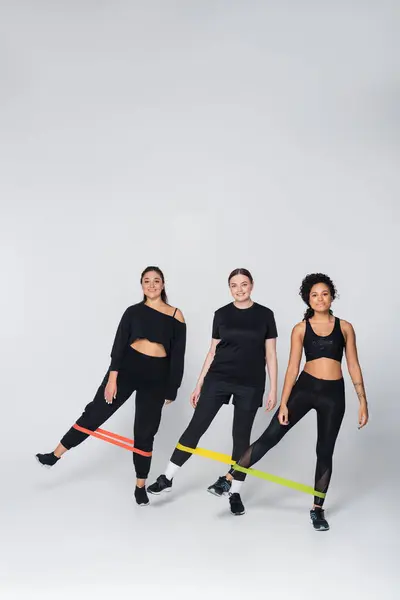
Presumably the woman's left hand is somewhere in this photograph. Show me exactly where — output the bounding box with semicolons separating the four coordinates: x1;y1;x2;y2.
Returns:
358;403;369;429
165;400;174;406
265;392;277;412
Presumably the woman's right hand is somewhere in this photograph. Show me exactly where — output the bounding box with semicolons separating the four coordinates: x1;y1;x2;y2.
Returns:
190;386;202;409
278;405;289;426
105;380;117;404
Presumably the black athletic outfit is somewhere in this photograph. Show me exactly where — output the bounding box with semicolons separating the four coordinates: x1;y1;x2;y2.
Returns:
231;316;346;505
60;302;186;479
170;302;278;480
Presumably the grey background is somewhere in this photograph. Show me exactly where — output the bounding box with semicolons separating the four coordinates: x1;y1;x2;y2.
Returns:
1;1;399;598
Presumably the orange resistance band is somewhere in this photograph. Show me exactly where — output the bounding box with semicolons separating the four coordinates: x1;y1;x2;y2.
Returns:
72;424;152;457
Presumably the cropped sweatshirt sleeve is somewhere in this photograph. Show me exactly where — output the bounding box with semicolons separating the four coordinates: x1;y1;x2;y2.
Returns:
109;307;132;371
165;320;187;401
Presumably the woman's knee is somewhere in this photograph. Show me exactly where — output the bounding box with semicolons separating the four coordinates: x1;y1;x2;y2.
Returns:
249;429;283;463
178;418;208;446
316;439;335;463
233;418;255;446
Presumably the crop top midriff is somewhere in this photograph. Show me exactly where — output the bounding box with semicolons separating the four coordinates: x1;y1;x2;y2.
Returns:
109;302;186;400
303;317;345;363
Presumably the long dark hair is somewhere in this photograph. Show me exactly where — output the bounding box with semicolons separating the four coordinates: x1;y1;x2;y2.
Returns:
228;268;254;284
141;266;168;304
299;273;337;320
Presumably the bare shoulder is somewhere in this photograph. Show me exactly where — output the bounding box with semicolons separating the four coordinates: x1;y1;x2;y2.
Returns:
293;321;306;335
173;308;185;323
340;319;354;332
290;321;305;344
339;319;355;340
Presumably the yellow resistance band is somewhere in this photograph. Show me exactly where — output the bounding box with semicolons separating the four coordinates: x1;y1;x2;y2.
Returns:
176;442;325;499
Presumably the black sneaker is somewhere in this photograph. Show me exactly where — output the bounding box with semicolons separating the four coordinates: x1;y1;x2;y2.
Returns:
134;486;150;507
229;493;245;516
147;474;173;495
207;475;232;497
310;507;329;531
35;452;60;469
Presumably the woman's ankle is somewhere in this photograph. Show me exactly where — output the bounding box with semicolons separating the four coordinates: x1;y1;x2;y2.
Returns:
53;443;67;458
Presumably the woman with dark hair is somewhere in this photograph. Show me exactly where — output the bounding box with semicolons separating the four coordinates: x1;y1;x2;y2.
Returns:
148;268;278;515
225;273;369;530
36;267;186;507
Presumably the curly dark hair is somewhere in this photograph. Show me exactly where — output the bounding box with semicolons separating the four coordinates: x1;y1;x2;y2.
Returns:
299;273;337;320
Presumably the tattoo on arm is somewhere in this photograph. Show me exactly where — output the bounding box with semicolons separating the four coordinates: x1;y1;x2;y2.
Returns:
354;382;366;402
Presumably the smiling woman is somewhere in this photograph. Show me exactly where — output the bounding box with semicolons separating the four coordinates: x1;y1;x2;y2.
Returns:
35;265;186;507
227;272;369;531
131;266;184;358
147;268;278;516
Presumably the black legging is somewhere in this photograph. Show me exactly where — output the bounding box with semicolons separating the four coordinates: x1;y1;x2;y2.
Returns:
61;348;169;479
231;371;345;505
170;381;259;482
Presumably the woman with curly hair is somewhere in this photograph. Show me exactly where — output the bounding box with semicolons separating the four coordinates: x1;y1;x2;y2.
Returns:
223;273;368;530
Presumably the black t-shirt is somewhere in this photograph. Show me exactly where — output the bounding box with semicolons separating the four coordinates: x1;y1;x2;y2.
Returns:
206;302;278;389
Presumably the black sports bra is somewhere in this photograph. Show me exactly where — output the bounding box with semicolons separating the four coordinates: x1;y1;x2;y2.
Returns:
303;317;345;363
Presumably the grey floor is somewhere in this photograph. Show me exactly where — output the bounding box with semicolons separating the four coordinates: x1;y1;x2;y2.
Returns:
2;428;398;600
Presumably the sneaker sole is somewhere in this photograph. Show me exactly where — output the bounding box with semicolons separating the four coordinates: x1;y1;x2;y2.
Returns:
310;519;329;531
147;487;172;496
231;510;245;516
35;455;53;469
207;487;226;498
135;500;150;507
